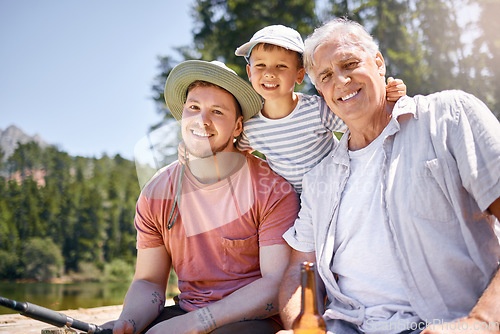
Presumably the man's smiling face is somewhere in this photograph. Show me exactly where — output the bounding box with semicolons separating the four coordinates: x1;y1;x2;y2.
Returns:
181;84;243;159
312;39;387;125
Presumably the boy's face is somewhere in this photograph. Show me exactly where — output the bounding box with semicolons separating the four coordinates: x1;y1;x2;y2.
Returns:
246;44;305;102
181;85;243;159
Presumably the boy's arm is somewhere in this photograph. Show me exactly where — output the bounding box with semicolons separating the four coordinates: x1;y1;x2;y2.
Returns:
146;243;292;334
386;76;407;102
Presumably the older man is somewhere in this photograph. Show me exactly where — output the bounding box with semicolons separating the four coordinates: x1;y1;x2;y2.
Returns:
103;60;299;334
279;18;500;334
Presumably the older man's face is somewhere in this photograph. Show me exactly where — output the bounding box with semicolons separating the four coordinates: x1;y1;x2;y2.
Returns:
312;39;387;125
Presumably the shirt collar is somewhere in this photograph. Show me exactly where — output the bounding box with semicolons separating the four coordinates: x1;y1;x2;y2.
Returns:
392;95;417;120
330;95;417;165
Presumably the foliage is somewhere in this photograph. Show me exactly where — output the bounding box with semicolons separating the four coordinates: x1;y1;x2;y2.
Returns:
22;237;64;281
0;141;140;282
0;249;20;280
101;259;134;284
471;0;500;114
151;0;318;118
3;0;499;286
151;0;500;119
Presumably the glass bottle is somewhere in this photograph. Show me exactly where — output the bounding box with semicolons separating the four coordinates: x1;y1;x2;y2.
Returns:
292;261;326;334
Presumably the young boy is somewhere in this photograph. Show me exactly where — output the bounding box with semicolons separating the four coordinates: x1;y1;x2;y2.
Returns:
234;25;406;193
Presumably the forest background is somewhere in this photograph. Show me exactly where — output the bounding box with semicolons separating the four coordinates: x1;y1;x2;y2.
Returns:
1;0;499;285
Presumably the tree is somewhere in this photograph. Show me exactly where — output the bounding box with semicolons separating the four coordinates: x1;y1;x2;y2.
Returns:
193;0;317;72
152;0;318;119
7;141;43;178
151;55;184;120
471;0;500;117
151;0;499;121
22;237;64;281
325;0;472;97
0;140;139;281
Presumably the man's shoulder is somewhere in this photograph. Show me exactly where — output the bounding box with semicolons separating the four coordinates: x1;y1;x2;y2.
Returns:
413;89;479;107
411;90;487;120
141;161;181;196
244;153;296;192
245;152;275;175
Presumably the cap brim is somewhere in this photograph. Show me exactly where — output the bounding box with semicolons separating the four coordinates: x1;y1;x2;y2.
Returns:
235;39;304;57
235;41;258;57
164;60;262;122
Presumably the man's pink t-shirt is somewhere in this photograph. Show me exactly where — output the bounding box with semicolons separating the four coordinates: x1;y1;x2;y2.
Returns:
135;152;299;311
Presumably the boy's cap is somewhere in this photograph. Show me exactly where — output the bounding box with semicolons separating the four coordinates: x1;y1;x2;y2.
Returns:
235;25;304;58
164;60;263;122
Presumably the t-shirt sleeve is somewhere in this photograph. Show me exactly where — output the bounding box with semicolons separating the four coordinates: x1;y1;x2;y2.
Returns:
282;172;317;253
134;167;178;249
134;194;166;249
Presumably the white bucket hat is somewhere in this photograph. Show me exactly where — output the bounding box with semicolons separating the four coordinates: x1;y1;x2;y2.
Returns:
164;60;263;122
235;25;304;60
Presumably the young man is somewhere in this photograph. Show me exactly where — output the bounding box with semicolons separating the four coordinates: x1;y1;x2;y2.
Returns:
104;60;299;334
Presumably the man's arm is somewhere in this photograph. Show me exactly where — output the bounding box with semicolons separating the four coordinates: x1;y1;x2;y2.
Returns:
146;243;292;334
279;249;317;329
468;197;500;323
103;246;171;334
423;197;500;334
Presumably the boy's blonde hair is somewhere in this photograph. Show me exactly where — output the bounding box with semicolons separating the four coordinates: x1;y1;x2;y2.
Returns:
248;43;304;69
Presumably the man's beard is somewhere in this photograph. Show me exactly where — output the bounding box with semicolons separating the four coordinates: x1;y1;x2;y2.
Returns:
186;134;235;159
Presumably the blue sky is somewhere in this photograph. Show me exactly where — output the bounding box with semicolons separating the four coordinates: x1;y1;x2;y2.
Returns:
0;0;193;160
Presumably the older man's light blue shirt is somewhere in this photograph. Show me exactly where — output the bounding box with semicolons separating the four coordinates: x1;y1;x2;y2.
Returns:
284;90;500;331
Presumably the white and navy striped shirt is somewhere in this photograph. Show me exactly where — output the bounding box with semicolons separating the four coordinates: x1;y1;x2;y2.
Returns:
237;93;346;193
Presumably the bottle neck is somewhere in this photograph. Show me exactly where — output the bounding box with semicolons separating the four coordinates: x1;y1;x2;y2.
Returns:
301;267;318;314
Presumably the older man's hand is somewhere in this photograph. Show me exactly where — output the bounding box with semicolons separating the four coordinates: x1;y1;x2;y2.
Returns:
422;317;500;334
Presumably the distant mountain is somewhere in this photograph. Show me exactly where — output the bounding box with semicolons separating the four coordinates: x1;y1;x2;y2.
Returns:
0;124;50;161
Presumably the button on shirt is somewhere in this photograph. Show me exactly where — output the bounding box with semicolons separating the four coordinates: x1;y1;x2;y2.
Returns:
283;90;500;331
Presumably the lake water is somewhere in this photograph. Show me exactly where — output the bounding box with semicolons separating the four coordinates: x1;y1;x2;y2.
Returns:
0;281;130;315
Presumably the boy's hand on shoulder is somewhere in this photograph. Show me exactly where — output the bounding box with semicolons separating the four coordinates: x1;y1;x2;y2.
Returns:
386;76;407;102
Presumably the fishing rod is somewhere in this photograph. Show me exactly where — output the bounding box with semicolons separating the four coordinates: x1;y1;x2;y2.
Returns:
0;296;112;334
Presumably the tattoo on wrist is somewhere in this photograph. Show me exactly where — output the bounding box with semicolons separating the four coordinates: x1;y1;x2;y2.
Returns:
196;307;217;333
128;319;137;333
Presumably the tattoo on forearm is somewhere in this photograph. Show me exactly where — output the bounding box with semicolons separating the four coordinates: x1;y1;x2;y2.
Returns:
266;302;274;312
196;307;217;333
240;303;275;322
151;291;165;314
128;319;137;333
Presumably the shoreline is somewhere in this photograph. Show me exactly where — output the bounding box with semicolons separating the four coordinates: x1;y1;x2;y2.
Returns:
0;304;123;333
0;299;174;333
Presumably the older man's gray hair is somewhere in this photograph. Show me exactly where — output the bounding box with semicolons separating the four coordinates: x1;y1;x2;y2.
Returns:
304;17;380;86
